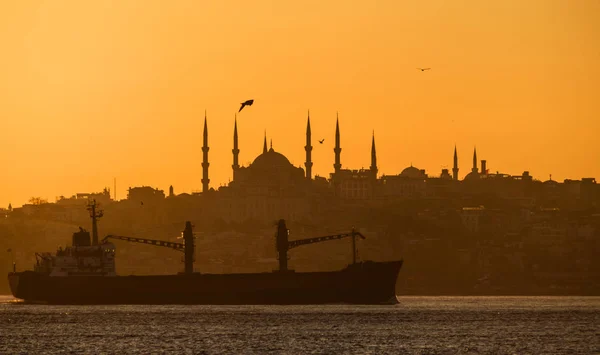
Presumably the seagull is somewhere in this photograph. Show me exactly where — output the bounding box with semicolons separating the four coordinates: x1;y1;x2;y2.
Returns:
239;99;254;112
318;139;324;144
417;68;431;72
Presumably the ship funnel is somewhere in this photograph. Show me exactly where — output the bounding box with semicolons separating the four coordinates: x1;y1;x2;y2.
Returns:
72;227;91;247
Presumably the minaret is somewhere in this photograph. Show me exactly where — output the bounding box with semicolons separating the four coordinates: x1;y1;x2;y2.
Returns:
472;146;478;173
304;111;313;180
333;113;342;173
452;145;459;180
370;131;377;176
232;115;240;180
201;111;210;193
263;130;268;154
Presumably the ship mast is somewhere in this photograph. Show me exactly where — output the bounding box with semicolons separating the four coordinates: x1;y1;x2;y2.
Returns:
87;199;104;246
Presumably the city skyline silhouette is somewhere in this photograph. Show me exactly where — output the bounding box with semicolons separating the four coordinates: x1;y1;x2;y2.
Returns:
1;1;598;207
1;107;597;208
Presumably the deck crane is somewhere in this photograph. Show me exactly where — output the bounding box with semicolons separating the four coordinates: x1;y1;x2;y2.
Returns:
99;218;366;274
101;221;196;275
275;219;366;272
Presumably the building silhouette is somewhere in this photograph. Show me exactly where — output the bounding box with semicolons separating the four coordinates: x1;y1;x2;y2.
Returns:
8;111;599;227
202;112;210;193
453;145;459;181
304;111;313;181
170;112;590;225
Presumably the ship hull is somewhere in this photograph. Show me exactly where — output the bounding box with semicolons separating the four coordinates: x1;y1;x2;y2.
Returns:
8;260;402;305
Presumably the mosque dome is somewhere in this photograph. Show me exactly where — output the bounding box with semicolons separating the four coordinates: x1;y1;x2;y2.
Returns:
241;147;305;186
251;148;293;170
401;165;426;179
543;179;558;186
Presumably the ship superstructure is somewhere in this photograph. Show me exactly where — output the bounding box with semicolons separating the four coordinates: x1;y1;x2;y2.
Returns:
34;228;116;277
33;200;117;277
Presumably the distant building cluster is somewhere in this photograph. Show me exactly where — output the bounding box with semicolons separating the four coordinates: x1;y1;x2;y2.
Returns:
6;113;599;226
185;114;598;223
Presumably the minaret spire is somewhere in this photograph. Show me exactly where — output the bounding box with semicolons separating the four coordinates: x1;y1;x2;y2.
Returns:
263;130;268;153
232;115;240;180
304;110;313;180
334;112;341;173
452;144;459;180
370;130;377;176
472;146;478;173
201;111;210;193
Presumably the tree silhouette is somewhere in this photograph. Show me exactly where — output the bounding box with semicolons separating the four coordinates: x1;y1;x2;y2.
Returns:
28;197;48;205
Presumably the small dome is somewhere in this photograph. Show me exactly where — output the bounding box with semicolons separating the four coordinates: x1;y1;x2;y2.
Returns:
401;166;426;178
464;171;480;181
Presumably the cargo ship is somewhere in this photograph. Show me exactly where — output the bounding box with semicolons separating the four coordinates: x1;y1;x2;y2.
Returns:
8;201;403;305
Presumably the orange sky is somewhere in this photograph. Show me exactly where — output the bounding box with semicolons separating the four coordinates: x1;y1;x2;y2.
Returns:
1;0;599;207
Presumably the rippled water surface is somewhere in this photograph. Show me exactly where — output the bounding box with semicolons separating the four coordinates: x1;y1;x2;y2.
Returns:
1;296;598;354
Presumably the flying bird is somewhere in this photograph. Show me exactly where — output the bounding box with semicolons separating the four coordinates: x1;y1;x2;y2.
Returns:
417;68;431;72
239;99;254;112
318;139;324;144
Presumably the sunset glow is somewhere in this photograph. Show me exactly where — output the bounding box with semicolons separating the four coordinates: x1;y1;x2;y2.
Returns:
1;0;599;207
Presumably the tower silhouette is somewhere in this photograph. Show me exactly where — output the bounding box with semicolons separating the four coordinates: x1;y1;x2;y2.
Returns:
370;131;377;177
201;111;210;193
232;115;240;180
472;147;478;173
305;111;313;180
334;113;342;173
453;145;459;180
263;131;268;154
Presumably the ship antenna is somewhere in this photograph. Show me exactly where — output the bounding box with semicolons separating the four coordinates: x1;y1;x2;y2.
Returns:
87;199;104;246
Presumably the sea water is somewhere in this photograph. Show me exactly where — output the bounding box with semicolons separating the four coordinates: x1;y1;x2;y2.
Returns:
0;295;598;354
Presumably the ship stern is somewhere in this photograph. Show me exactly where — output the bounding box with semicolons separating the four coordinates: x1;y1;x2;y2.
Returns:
8;271;45;302
8;272;21;299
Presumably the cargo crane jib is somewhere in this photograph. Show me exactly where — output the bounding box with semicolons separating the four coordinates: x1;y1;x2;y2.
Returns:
101;221;196;275
275;219;366;272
